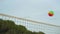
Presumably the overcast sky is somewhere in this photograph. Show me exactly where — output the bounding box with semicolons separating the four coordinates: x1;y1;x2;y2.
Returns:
0;0;60;26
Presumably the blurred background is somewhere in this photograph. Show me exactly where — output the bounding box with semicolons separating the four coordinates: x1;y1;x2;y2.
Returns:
0;0;60;26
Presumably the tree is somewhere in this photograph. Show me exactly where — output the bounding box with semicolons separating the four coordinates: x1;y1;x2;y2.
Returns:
5;29;24;34
0;19;16;33
0;19;45;34
15;25;27;32
37;32;45;34
24;30;33;34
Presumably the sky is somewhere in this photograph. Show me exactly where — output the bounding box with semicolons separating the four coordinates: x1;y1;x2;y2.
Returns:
0;0;60;26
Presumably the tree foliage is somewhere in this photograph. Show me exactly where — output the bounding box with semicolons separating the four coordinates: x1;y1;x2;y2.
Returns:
0;19;45;34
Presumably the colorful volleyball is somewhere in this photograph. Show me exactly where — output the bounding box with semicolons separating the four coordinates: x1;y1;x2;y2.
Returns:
48;10;54;17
